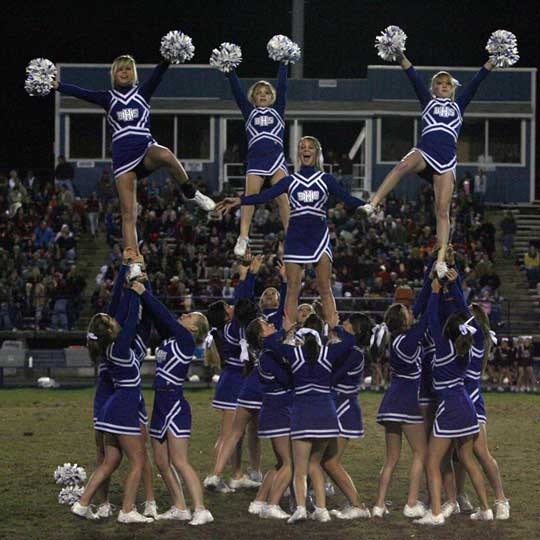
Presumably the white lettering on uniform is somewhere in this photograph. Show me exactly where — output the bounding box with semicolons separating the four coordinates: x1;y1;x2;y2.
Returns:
433;106;456;118
117;108;140;121
254;116;274;127
298;190;320;203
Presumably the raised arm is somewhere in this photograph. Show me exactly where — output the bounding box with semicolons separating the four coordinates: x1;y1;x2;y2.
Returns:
137;279;154;345
395;309;429;358
412;256;436;318
55;82;110;108
139;61;170;101
456;62;493;113
274;62;288;116
111;290;140;358
226;71;253;119
427;284;444;341
325;174;365;209
140;289;191;342
107;264;129;318
403;60;432;109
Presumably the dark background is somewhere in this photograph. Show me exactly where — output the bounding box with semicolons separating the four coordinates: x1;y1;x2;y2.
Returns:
3;0;539;173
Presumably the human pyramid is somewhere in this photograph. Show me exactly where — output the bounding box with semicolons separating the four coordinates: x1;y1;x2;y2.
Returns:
27;25;519;526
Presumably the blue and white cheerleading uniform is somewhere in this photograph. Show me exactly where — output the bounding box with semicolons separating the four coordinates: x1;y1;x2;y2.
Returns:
240;166;364;264
140;290;196;440
464;332;487;424
257;349;293;438
266;327;355;439
404;65;490;180
95;290;145;436
428;288;480;439
331;346;365;438
376;314;427;425
228;63;288;176
56;62;169;178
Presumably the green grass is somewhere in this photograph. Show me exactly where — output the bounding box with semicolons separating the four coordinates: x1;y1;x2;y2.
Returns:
1;388;538;540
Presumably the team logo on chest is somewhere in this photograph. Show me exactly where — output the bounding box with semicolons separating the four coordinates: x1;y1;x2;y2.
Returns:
116;108;140;121
433;105;456;118
155;348;167;364
254;115;275;127
298;190;320;203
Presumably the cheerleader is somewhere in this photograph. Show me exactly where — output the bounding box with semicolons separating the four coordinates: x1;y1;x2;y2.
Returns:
372;302;429;519
217;136;365;324
264;312;356;523
205;257;263;491
243;316;294;519
91;251;162;519
361;51;493;277
52;54;215;254
72;288;152;523
516;336;535;391
451;300;509;519
324;313;372;520
130;282;214;526
414;277;492;525
226;60;290;257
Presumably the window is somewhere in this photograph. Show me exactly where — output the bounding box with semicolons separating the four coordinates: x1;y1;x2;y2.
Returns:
178;116;210;159
225;119;248;163
380;118;414;162
489;119;521;163
150;115;175;152
69;115;103;159
457;119;484;163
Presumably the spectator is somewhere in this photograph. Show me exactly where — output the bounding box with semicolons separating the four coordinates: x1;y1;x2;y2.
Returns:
500;211;517;258
33;220;54;249
473;167;488;210
54;155;75;193
55;224;77;261
97;169;115;203
524;244;540;288
87;192;101;238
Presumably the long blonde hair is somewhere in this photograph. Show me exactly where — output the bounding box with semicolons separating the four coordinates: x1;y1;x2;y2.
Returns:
110;54;138;88
247;80;276;106
297;136;324;171
86;313;117;364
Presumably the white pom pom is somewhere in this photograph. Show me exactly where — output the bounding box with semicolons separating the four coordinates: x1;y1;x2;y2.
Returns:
209;42;243;73
160;30;195;64
189;374;200;383
486;30;519;68
267;34;302;64
374;25;407;62
58;485;84;505
25;58;57;97
212;374;220;384
54;463;87;485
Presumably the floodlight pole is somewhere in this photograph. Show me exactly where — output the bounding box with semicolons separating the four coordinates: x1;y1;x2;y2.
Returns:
291;0;304;79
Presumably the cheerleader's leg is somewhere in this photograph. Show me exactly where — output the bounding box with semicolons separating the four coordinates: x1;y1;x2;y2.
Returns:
115;171;139;254
374;423;402;508
292;439;313;508
456;436;490;512
425;435;453;517
247;414;261;475
432;171;455;263
370;150;426;207
270;169;290;231
117;433;147;513
315;254;337;324
308;439;330;509
143;144;190;186
140;423;156;505
152;437;188;510
284;262;303;323
403;423;428;507
473;423;506;501
268;436;293;505
240;174;264;238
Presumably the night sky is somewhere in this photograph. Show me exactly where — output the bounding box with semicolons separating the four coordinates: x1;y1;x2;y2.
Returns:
3;0;539;172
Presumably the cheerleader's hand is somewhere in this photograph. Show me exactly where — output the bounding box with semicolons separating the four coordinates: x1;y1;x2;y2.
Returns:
431;279;441;293
250;254;264;274
52;81;59;90
445;268;458;283
130;281;145;295
277;258;287;282
216;197;241;215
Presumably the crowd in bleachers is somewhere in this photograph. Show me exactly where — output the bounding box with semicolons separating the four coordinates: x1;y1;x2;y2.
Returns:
0;169;86;330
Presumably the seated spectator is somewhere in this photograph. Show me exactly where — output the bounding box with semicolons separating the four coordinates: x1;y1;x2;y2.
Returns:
500;211;517;258
524;244;540;288
54;155;75;193
55;224;77;261
33;220;54;249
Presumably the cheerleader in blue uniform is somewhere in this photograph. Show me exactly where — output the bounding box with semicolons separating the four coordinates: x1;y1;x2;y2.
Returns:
226;62;290;257
264;312;356;523
52;55;215;255
205;257;263;491
323;314;372;520
362;53;493;277
129;282;214;526
72;288;153;523
373;301;429;519
240;316;294;520
218;136;365;324
414;277;492;525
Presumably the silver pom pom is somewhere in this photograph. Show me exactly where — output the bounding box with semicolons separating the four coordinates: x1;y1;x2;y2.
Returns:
53;463;87;485
267;34;302;65
209;42;243;73
160;30;195;64
58;485;84;505
486;30;519;68
374;25;407;62
25;58;57;96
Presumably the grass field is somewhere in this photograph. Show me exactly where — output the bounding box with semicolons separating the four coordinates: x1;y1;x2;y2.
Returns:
1;388;539;540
